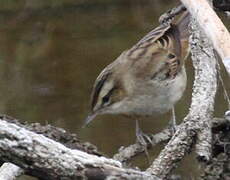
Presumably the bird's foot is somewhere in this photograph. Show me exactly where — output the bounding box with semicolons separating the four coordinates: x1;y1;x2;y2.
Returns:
168;122;177;135
135;120;152;163
169;106;177;135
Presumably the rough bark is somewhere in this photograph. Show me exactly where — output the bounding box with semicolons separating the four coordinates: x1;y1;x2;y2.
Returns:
0;163;24;180
1;116;230;180
0;115;101;156
0;115;102;180
0;119;159;180
180;0;230;76
190;17;216;162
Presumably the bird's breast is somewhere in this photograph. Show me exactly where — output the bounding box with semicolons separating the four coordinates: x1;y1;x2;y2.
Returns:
118;67;187;116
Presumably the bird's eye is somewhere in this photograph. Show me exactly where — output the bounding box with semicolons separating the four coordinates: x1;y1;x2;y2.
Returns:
101;87;116;106
102;95;110;104
168;53;176;59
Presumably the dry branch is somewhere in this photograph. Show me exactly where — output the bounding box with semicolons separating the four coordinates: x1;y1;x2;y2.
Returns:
0;115;102;180
113;128;172;162
180;0;230;76
189;17;216;162
0;119;159;180
0;115;101;156
0;116;229;180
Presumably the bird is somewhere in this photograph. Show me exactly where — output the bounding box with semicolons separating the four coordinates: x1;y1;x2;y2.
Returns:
84;10;190;146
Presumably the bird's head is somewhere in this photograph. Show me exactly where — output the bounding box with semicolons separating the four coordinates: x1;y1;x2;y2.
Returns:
83;70;126;127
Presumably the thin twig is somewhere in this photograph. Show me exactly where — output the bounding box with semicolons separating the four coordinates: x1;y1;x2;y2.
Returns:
113;128;172;162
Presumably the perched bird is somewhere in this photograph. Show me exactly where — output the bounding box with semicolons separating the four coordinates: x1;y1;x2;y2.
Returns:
84;10;190;143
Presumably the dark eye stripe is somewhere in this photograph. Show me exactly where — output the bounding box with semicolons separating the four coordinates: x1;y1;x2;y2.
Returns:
91;73;111;110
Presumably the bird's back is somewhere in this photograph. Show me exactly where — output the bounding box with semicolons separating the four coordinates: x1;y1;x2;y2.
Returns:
116;10;190;88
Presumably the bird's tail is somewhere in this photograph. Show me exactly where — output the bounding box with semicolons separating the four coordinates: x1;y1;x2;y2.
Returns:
171;10;191;60
172;10;191;39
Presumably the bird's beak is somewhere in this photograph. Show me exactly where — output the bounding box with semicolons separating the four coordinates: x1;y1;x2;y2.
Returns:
82;112;98;128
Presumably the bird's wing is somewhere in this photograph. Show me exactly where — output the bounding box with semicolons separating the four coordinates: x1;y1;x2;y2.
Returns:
137;24;171;46
126;24;171;60
125;24;182;81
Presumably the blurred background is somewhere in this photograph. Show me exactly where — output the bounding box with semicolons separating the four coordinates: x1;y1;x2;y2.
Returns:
0;0;229;179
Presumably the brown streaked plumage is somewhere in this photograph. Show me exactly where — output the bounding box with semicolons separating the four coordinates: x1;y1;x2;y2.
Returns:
84;10;190;127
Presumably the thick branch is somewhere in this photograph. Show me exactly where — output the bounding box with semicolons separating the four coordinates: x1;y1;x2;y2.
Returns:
0;119;158;180
0;115;102;179
190;17;216;162
0;115;101;156
180;0;230;76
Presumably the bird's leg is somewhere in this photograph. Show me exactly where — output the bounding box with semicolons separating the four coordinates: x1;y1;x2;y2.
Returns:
135;120;151;163
169;106;177;134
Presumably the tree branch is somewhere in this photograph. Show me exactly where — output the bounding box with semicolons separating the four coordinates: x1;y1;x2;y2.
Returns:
113;128;172;162
180;0;230;76
0;115;103;179
0;119;159;180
